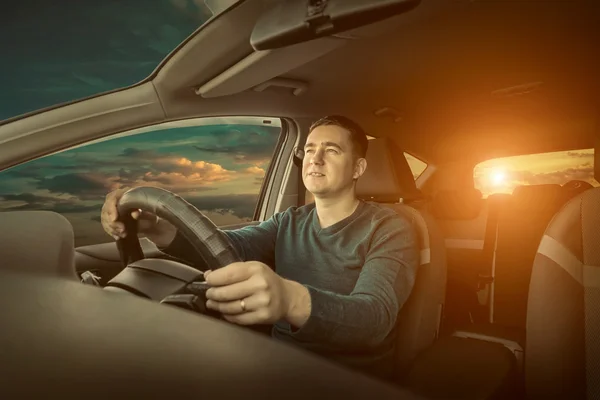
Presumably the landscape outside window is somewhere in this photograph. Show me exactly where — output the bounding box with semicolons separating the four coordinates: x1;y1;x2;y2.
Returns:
0;118;281;246
474;148;599;198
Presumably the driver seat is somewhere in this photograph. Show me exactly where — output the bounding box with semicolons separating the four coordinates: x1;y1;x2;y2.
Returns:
356;138;447;377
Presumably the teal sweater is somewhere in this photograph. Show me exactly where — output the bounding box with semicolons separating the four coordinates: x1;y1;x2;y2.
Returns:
164;201;419;379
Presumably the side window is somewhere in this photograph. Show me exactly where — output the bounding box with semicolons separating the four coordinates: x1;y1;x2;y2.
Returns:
0;117;282;247
404;152;428;179
474;148;599;198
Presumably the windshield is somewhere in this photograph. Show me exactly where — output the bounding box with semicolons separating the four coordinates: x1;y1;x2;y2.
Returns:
0;0;240;121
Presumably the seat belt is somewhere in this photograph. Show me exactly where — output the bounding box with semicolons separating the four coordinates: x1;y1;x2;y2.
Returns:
293;152;306;204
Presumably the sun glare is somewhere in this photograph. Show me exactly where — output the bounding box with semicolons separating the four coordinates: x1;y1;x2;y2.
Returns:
490;169;506;186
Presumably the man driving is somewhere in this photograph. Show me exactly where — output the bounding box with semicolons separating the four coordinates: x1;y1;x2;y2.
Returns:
101;115;419;380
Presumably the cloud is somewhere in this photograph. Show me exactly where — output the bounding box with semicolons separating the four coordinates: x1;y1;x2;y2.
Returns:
7;156;117;177
0;193;100;214
516;163;595;186
567;151;594;159
244;166;266;175
6;148;238;201
186;194;259;220
38;166;233;199
118;148;235;175
37;173;117;200
112;149;237;192
120;171;230;193
193;127;279;166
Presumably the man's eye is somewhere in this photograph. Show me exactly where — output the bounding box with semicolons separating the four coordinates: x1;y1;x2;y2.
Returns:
305;149;314;154
327;148;338;154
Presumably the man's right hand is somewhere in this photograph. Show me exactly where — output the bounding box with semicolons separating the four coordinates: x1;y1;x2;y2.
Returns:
101;188;177;248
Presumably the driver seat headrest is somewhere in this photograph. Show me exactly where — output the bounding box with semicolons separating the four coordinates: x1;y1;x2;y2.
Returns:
356;138;421;203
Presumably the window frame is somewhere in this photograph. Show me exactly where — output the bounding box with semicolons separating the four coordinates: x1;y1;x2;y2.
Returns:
252;118;291;220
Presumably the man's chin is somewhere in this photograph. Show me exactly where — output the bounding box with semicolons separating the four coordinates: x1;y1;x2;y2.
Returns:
308;190;333;199
306;185;327;195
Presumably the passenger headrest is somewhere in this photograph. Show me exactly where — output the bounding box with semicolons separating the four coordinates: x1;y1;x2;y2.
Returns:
430;189;483;220
356;138;421;202
0;211;78;281
512;184;565;211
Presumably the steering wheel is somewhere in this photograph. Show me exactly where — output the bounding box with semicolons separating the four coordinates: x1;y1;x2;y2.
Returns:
104;186;242;315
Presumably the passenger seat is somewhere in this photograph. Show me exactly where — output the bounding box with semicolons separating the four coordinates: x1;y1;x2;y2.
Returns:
392;187;522;398
450;185;568;371
0;211;79;281
526;186;600;399
491;184;567;339
429;189;487;332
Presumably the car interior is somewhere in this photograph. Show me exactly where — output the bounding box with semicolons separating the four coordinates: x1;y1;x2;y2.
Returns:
0;0;598;398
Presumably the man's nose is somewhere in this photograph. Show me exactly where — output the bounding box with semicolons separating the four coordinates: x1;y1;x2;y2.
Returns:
310;149;324;164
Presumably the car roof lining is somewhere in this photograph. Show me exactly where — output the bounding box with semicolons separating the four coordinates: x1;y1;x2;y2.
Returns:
0;0;598;171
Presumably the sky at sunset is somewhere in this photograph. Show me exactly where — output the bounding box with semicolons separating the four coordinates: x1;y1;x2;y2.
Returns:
474;148;598;198
0;120;281;246
1;0;598;247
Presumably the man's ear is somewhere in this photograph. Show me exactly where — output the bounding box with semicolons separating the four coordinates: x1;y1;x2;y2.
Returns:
353;157;367;180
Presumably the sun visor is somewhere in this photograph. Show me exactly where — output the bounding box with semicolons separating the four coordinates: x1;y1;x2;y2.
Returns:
196;36;346;98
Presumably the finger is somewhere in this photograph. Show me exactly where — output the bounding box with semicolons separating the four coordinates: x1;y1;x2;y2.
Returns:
101;189;129;239
222;310;269;326
206;299;246;315
104;188;127;221
204;262;254;286
206;291;265;315
101;212;125;237
131;209;142;220
206;277;265;302
106;207;118;222
104;196;120;221
110;221;126;237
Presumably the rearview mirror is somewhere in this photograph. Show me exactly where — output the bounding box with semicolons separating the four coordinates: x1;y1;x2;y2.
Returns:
250;0;421;51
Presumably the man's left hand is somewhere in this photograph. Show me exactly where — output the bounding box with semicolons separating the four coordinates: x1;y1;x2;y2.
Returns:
203;261;296;325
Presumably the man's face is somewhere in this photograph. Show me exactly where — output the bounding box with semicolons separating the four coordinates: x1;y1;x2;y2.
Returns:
302;125;366;198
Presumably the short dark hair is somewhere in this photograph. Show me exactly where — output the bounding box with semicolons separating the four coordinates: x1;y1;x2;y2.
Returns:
309;115;369;158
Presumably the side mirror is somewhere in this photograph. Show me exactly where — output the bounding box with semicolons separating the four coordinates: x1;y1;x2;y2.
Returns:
250;0;421;51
